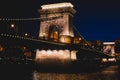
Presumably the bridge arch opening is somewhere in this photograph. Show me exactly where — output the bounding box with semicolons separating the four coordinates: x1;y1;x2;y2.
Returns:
48;24;60;41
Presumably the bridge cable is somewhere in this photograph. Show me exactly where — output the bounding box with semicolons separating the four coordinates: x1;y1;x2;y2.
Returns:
73;25;95;49
0;16;62;21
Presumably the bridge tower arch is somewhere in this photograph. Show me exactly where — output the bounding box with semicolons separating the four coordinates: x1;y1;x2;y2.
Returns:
103;42;115;56
36;2;77;65
48;24;60;41
38;2;76;43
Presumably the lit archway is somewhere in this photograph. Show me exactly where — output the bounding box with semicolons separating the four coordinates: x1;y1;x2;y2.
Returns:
48;24;60;41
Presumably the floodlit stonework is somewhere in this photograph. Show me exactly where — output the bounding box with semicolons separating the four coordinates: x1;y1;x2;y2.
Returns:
38;2;76;43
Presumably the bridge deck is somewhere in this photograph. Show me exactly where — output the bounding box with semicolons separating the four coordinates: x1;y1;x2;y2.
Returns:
0;33;113;58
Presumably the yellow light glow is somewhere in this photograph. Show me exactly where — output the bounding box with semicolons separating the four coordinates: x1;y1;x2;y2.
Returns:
79;38;82;40
71;51;77;60
36;49;71;60
58;50;64;55
64;50;70;59
25;33;28;36
53;50;57;54
103;42;115;45
60;36;65;43
59;35;72;44
46;50;52;55
41;2;73;10
108;58;116;62
43;33;46;36
85;44;87;46
21;47;27;51
102;58;108;62
0;47;3;52
11;24;14;28
55;31;58;34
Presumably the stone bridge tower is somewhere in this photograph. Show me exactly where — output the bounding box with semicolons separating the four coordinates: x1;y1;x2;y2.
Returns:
103;42;115;56
38;2;76;43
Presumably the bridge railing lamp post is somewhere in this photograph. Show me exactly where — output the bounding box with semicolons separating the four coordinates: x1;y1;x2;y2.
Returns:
25;33;28;36
11;24;15;28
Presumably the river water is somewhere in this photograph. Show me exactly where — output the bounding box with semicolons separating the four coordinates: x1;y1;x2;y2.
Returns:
0;65;120;80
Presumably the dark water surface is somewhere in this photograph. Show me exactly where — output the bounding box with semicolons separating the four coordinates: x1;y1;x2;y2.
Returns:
0;65;120;80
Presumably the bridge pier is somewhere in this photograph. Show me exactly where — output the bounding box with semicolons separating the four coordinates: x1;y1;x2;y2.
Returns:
35;49;78;70
35;49;78;61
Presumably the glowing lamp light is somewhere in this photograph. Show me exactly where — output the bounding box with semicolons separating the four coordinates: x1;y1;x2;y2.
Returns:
25;33;28;36
47;50;52;55
0;47;3;52
59;50;64;55
108;58;116;62
55;31;58;34
79;37;82;40
11;24;15;28
103;42;115;45
41;2;74;9
36;49;71;60
85;44;88;46
41;32;46;37
102;58;108;62
71;51;77;60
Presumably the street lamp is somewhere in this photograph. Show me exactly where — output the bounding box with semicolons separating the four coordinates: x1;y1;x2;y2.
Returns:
11;24;15;28
0;45;4;52
25;33;28;36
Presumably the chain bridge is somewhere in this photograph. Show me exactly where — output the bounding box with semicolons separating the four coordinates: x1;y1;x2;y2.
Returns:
0;2;113;65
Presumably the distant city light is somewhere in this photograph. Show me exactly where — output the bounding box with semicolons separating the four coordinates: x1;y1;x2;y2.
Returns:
55;31;58;34
108;58;116;62
79;37;82;40
0;45;3;52
25;33;28;36
103;42;115;45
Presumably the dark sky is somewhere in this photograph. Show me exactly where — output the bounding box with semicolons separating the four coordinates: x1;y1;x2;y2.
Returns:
0;0;120;42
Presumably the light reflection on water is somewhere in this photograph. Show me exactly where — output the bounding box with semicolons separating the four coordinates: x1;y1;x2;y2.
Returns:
33;71;95;80
32;66;120;80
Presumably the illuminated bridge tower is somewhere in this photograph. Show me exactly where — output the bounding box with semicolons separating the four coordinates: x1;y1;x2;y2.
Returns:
36;2;77;65
103;42;115;56
39;2;76;43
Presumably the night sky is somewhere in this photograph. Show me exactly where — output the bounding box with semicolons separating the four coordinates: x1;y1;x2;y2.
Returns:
0;0;120;42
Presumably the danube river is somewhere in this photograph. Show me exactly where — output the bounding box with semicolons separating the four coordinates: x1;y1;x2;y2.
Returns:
0;65;120;80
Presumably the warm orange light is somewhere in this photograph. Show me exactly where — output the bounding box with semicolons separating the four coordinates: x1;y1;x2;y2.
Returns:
36;49;71;60
42;33;47;37
108;58;116;62
79;38;82;40
24;52;32;57
25;33;28;36
55;31;58;34
21;47;27;51
59;35;72;44
0;47;3;52
71;51;77;60
41;2;73;9
85;44;87;46
102;58;108;62
11;24;15;28
0;45;3;52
